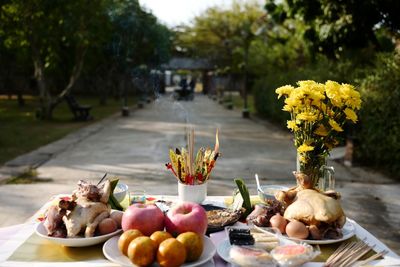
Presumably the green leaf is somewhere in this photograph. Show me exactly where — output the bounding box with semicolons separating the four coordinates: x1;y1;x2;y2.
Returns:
108;178;123;211
234;178;252;217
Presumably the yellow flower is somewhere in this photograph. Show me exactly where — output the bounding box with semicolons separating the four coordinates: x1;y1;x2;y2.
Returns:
325;80;343;108
329;119;343;132
290;87;307;101
287;120;299;131
297;80;317;87
282;104;292;112
298;154;307;163
309;91;325;102
275;80;361;159
297;144;314;153
298;80;325;95
314;125;328;136
318;102;328;113
344;108;358;123
276;85;294;99
297;111;318;122
313;83;325;94
341;84;362;110
284;96;301;108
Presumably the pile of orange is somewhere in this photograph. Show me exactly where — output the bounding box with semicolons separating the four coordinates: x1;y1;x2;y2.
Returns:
118;229;203;267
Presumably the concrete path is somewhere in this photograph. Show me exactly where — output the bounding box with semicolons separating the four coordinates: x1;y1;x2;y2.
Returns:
0;94;399;253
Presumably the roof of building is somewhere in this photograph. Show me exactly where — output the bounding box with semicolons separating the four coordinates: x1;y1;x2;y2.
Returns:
161;57;214;70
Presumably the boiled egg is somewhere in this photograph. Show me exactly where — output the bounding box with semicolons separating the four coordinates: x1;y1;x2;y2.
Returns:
285;220;309;239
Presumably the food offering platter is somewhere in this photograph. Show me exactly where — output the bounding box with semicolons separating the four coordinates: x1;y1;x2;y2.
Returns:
0;195;399;267
35;219;122;247
103;235;216;267
273;219;356;245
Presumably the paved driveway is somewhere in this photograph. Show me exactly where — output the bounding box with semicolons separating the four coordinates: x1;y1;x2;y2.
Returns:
0;94;399;253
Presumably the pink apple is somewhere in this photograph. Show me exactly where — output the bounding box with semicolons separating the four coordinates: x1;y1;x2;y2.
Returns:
121;203;164;236
165;202;208;236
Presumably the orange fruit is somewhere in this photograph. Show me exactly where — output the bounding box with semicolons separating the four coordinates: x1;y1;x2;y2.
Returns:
176;232;204;262
118;229;143;256
150;231;173;248
157;238;187;267
127;236;156;267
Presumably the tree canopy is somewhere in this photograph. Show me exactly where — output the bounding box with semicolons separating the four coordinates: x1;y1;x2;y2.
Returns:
265;0;400;59
0;0;171;118
174;1;265;74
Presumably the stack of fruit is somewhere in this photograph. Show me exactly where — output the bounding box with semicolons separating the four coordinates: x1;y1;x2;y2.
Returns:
118;201;208;267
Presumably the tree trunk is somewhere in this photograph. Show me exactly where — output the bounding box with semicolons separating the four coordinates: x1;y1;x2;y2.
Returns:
57;45;87;99
32;43;87;120
17;90;25;107
32;45;53;120
48;45;88;117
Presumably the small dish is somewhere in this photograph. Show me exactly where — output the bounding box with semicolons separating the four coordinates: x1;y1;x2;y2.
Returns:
103;235;216;266
257;185;289;202
205;205;242;234
35;210;123;247
113;182;129;202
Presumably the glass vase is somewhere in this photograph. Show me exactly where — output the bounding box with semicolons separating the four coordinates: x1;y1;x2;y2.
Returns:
296;153;335;191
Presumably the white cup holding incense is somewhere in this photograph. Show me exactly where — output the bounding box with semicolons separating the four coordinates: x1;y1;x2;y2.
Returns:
178;182;207;204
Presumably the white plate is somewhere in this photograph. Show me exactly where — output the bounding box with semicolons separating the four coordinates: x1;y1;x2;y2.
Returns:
103;235;216;267
35;210;123;247
216;239;233;264
282;219;356;245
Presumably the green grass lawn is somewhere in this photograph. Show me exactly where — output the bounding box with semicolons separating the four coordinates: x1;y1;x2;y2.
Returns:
224;93;255;114
0;95;131;164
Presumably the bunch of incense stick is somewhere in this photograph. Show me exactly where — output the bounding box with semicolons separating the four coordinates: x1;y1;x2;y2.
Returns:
324;239;387;267
166;129;220;185
187;128;194;177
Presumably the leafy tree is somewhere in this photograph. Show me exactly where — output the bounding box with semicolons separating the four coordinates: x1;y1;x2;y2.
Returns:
265;0;400;59
174;1;264;111
99;0;170;103
0;0;171;118
0;0;111;119
174;1;264;74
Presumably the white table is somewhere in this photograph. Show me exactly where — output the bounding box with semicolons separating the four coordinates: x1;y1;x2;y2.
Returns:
0;195;399;267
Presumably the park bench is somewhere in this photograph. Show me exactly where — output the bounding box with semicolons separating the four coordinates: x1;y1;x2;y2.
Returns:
64;95;93;121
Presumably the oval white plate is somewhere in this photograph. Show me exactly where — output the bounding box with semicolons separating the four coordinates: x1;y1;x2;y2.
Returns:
35;210;123;247
103;235;216;267
281;219;356;245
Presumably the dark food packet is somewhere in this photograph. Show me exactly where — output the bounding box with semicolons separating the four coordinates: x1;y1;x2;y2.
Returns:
228;228;255;246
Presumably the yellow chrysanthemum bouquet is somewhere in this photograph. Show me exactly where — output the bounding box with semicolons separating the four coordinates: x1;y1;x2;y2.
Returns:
276;80;361;188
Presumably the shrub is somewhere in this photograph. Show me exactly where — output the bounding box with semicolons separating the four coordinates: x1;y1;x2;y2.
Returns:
355;52;400;178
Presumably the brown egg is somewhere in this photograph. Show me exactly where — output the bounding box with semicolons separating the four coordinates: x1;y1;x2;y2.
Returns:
285;220;309;239
269;213;287;234
98;218;118;235
110;212;123;228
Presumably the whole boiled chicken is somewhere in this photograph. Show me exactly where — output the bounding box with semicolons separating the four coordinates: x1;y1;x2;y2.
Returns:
44;179;112;238
62;180;111;237
275;172;346;240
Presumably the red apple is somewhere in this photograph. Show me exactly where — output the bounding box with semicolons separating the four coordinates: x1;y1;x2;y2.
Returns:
122;204;164;236
164;202;207;236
